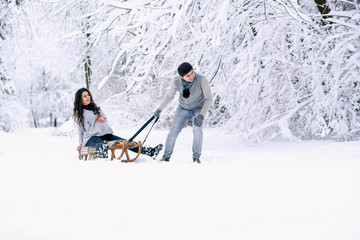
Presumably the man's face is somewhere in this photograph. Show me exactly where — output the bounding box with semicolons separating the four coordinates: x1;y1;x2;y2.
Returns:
180;69;195;82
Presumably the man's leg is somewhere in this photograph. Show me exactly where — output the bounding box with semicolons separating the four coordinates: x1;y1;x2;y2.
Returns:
163;107;192;159
192;109;203;160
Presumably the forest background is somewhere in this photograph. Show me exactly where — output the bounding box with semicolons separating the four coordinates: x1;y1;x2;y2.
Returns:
1;0;359;143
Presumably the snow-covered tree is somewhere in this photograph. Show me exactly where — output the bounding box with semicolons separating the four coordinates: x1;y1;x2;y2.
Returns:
35;0;359;141
1;1;78;129
2;0;359;142
0;0;29;131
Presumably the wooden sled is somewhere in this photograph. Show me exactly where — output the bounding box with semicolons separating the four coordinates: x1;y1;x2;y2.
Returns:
79;115;158;163
79;140;142;162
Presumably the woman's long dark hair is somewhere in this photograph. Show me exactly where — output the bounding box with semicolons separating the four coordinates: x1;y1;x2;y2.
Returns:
73;88;101;127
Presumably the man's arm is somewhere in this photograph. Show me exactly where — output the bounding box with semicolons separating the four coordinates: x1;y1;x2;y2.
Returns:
157;79;177;111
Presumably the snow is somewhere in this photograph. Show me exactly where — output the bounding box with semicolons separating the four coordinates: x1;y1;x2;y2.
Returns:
0;127;360;240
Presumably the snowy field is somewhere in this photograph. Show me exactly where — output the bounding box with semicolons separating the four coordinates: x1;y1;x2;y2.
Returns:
0;127;360;240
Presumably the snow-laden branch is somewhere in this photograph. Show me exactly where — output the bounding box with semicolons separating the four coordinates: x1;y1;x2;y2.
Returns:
98;48;126;90
99;0;154;11
273;0;311;22
244;98;314;141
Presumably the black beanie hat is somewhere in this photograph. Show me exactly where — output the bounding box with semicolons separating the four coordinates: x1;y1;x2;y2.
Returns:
177;62;193;77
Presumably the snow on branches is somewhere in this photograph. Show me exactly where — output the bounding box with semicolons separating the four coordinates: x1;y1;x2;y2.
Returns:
2;0;360;142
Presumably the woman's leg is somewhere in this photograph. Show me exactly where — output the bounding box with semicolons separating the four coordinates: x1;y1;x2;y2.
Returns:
100;134;125;142
86;136;104;150
86;136;108;158
99;135;163;159
100;134;141;154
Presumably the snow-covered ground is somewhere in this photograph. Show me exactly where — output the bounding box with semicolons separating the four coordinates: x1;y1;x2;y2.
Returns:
0;127;359;240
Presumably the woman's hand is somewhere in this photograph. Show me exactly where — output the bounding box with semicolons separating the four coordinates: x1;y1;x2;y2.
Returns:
77;145;82;151
96;116;106;123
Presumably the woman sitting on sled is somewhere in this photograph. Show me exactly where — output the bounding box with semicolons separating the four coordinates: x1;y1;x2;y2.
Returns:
73;88;163;159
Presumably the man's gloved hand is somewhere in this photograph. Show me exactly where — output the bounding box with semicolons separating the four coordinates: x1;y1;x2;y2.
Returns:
194;114;204;127
154;109;161;118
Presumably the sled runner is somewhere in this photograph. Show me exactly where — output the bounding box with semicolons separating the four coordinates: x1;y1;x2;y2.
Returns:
79;115;159;162
110;140;142;162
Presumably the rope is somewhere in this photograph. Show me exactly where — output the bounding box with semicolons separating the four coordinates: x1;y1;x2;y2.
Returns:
127;115;159;144
142;116;159;145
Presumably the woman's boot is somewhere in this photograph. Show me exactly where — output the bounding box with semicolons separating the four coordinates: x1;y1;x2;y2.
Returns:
141;144;163;160
97;140;109;158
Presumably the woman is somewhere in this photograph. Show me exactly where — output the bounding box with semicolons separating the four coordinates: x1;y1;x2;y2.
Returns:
73;88;163;159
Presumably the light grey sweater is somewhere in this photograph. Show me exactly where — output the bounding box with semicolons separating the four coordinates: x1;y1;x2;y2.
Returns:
158;73;213;116
78;109;113;146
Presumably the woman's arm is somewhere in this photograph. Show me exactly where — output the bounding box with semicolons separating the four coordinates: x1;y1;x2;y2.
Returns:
78;127;84;149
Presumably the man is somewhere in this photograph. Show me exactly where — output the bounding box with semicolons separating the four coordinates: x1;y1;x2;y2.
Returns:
154;62;213;163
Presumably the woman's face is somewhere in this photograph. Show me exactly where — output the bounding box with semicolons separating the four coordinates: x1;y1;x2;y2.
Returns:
81;91;91;106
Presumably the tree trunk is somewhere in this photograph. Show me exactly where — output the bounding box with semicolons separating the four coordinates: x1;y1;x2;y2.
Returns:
50;112;53;127
85;53;91;90
84;16;91;90
33;116;38;128
314;0;331;18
